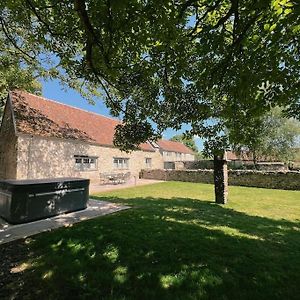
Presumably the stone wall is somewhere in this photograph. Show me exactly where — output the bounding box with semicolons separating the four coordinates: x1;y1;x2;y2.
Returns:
140;169;214;184
184;160;289;171
16;135;163;182
0;101;18;179
229;170;300;190
140;169;300;190
184;160;214;170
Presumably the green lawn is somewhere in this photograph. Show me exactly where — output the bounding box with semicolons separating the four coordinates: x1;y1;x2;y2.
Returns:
3;182;300;299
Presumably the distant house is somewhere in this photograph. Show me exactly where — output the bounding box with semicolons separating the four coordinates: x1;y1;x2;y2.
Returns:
226;151;253;165
226;150;287;171
153;139;195;169
0;90;195;182
226;150;281;163
156;139;195;161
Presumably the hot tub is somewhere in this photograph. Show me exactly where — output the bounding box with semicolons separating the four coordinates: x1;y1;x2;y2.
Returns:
0;178;89;224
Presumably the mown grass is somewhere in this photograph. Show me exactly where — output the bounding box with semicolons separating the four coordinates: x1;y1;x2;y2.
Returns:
3;182;300;300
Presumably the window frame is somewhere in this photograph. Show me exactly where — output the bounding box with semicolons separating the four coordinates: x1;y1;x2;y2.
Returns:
113;157;129;170
175;152;182;159
74;155;98;171
145;157;152;169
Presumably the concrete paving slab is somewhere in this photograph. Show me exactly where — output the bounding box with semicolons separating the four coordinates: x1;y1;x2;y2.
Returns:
0;199;130;245
90;178;163;194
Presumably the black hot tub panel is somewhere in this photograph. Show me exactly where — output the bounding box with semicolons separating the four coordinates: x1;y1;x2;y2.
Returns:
0;178;90;224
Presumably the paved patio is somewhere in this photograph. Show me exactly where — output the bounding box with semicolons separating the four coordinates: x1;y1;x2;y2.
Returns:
0;200;129;245
89;178;163;194
0;179;162;245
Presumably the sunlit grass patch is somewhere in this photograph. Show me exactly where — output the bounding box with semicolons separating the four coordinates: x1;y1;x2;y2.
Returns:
4;182;300;300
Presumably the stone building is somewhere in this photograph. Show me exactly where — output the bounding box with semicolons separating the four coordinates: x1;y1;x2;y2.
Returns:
0;90;195;182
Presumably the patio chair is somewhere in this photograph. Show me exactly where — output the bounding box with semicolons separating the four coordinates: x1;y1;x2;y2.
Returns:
100;172;116;184
99;173;108;184
124;172;131;182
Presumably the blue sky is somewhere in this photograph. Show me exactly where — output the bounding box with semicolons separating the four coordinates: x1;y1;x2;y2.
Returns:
40;79;204;150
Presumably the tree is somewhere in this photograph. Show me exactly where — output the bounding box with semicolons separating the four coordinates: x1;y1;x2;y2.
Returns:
0;30;43;118
0;54;41;119
1;0;299;203
234;107;300;165
0;9;104;118
170;134;198;153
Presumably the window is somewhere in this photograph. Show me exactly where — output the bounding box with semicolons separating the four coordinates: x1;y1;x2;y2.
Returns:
145;158;152;168
175;152;182;159
164;162;175;169
113;158;129;169
164;151;172;156
74;155;97;171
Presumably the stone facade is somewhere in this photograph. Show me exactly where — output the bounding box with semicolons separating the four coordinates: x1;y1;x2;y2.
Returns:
0;100;18;179
161;150;195;162
15;134;163;183
140;169;300;191
0;91;195;182
162;152;195;170
0;98;163;182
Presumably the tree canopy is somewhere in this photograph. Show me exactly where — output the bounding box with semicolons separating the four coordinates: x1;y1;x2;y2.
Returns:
1;0;299;153
0;43;41;118
234;107;300;163
170;134;198;153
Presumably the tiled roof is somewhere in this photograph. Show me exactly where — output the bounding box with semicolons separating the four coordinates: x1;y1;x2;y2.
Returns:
156;139;195;154
226;150;286;162
9;90;154;151
226;151;252;161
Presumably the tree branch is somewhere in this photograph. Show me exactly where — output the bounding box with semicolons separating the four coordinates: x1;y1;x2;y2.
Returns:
179;0;197;19
25;0;61;37
189;0;222;37
73;0;107;62
232;0;239;41
80;33;125;115
213;2;235;29
0;18;36;62
106;0;113;62
217;12;263;83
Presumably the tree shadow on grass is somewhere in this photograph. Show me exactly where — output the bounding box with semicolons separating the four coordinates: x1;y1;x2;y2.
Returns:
2;196;300;300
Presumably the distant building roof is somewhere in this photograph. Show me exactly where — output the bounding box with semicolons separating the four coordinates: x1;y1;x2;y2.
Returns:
156;139;195;155
226;151;253;161
226;150;283;162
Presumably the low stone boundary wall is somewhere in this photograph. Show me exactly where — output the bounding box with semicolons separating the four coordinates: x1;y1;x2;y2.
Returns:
184;160;289;171
140;169;300;190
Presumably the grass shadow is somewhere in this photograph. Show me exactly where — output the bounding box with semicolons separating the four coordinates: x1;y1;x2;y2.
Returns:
2;195;300;300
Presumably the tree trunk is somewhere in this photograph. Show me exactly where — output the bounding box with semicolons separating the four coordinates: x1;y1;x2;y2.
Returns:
213;153;228;204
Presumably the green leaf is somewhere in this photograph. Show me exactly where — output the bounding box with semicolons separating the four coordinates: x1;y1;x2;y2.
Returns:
270;24;277;31
284;8;293;15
